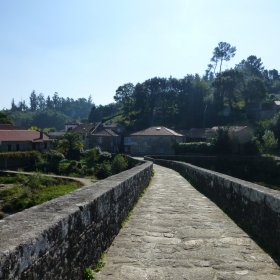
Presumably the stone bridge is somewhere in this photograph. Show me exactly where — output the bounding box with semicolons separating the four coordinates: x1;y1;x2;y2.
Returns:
1;158;280;279
96;163;280;280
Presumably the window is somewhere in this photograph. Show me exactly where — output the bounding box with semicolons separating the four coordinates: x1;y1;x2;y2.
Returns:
97;137;103;144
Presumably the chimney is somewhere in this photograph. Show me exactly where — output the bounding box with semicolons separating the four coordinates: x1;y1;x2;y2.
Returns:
40;131;44;139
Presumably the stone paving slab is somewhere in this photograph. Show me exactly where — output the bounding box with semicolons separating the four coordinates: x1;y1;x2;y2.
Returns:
96;165;280;280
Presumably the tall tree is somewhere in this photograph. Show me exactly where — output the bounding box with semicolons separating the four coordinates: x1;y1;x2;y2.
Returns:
29;90;38;111
56;132;83;159
236;55;264;78
213;69;242;109
52;92;61;109
37;93;46;111
46;95;53;109
0;112;12;124
11;98;17;111
210;42;236;75
209;42;236;111
243;77;266;105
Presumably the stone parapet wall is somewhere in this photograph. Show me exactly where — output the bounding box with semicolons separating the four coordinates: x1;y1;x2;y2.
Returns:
0;161;153;280
145;157;280;256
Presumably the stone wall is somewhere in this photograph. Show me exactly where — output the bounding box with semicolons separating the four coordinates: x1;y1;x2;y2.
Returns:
146;157;280;256
0;161;153;280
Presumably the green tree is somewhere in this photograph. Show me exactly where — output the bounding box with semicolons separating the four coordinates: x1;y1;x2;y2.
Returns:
236;55;264;78
11;98;18;111
243;77;266;105
111;155;128;174
114;83;135;118
0;112;12;124
213;69;242;109
56;132;83;160
210;42;236;75
212;128;232;154
29;90;38;111
37;93;46;111
262;130;278;153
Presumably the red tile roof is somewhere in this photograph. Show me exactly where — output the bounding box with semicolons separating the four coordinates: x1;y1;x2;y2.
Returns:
0;124;18;130
130;127;183;137
0;130;50;142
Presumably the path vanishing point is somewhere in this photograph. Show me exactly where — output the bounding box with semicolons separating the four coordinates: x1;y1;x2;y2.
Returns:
96;164;280;280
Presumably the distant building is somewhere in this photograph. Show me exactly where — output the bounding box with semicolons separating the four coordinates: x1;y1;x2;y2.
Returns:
184;128;207;142
210;126;254;153
244;101;280;120
210;126;253;143
63;121;122;152
72;123;96;150
124;126;184;155
47;131;66;140
89;123;121;153
64;121;81;132
0;130;52;152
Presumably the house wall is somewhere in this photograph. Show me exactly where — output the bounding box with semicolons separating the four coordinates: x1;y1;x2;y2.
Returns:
0;141;32;152
127;136;183;155
64;124;78;132
89;136;121;153
229;128;253;144
0;141;52;152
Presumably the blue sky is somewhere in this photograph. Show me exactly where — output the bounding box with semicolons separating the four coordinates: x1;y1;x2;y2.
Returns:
0;0;280;109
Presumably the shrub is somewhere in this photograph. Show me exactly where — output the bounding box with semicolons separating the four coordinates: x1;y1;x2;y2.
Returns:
212;128;232;154
243;141;259;155
174;142;215;155
0;151;42;170
58;159;71;174
83;148;101;167
111;155;128;174
262;130;278;153
99;151;112;162
84;268;95;280
95;162;112;179
42;150;65;172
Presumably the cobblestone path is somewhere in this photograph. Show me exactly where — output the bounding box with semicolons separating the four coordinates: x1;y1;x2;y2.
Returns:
96;165;280;280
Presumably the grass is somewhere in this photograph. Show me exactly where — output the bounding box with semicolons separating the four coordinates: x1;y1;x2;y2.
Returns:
0;175;17;184
0;173;81;216
84;253;106;280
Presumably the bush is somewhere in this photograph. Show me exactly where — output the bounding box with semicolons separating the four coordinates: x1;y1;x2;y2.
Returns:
174;142;215;155
212;128;232;154
243;141;259;155
262;130;278;153
99;151;112;162
84;268;95;280
111;155;128;174
83;148;101;167
58;159;71;175
0;151;42;170
95;162;112;179
16;173;59;190
41;150;65;172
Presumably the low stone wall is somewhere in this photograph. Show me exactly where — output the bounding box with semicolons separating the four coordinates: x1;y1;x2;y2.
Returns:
0;161;153;280
146;157;280;256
